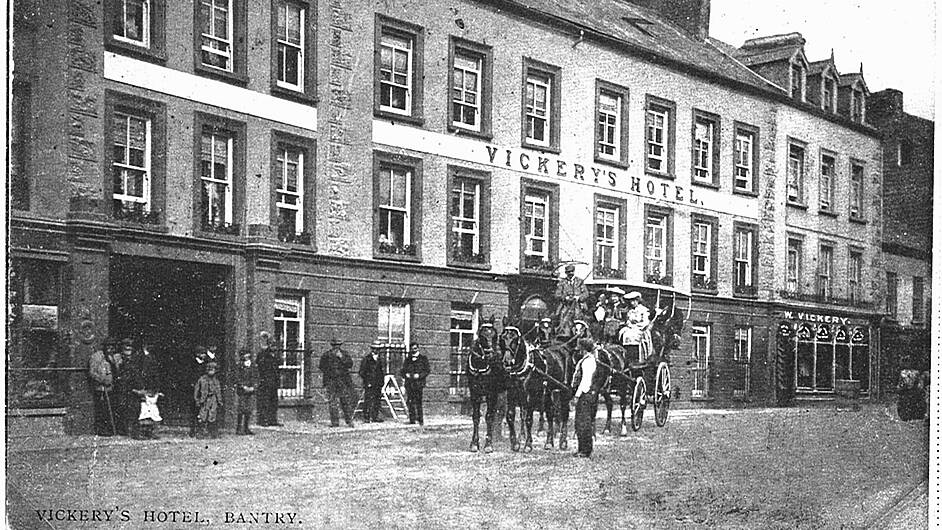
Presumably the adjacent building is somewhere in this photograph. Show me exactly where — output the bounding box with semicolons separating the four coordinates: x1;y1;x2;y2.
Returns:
8;0;887;433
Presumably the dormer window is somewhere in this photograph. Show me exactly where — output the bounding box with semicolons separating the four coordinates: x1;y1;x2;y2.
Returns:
790;63;805;101
851;89;865;123
822;77;835;113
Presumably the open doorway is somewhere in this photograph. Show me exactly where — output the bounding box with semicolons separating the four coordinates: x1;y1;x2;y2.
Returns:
109;256;229;422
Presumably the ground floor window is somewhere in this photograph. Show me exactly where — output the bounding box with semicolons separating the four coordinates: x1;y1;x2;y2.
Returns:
691;324;710;398
733;326;751;397
274;294;305;398
795;323;870;393
378;299;410;375
450;305;478;397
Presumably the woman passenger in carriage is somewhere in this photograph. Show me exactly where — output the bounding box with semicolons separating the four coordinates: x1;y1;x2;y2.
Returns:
618;291;650;363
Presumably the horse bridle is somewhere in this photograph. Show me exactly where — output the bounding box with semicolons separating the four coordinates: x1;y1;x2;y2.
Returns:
500;326;533;378
468;325;496;376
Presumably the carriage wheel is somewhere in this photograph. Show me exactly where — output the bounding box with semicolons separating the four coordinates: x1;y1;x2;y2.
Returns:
630;376;646;431
654;362;671;427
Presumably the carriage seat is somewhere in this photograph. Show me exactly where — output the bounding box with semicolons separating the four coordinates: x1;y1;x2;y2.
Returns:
628;361;649;372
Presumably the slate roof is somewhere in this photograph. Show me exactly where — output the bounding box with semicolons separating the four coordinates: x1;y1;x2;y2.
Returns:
499;0;783;94
839;72;868;91
808;59;837;76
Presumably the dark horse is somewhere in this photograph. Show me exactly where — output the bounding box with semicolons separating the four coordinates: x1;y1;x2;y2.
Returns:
467;321;510;453
597;343;632;436
501;323;575;452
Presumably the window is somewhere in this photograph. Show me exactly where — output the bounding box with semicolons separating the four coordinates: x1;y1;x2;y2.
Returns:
448;39;492;136
822;77;835;113
848;250;862;303
691;110;719;186
886;271;898;318
790;63;805;101
593;195;626;279
594;81;629;166
817;244;834;299
194;113;244;234
450;305;478;396
448;167;491;267
733;223;757;296
271;132;315;244
849;162;865;220
643;206;673;285
374;16;424;121
819;153;836;213
271;0;315;100
274;294;305;398
10;81;29;210
733;123;758;194
690;215;718;292
898;140;913;166
106;91;165;224
105;0;165;60
851;89;865;123
691;324;710;398
787;141;805;205
378;300;410;346
199;0;233;70
521;58;561;150
786;237;803;293
520;180;558;272
645;96;676;176
912;276;925;324
373;152;422;259
733;326;752;397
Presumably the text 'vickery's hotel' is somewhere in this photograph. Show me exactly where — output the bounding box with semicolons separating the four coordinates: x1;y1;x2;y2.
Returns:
9;0;889;432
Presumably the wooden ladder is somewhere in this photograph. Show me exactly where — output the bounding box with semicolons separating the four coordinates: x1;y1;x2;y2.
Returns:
354;374;408;420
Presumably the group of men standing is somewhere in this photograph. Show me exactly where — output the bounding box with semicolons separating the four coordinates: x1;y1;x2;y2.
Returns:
88;338;160;438
319;339;430;427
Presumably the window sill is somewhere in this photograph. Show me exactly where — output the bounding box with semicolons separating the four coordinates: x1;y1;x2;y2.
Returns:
270;85;318;106
645;169;675;180
849;216;868;225
447;260;492;271
691;287;718;296
593;156;629;171
691;179;720;190
112;219;170;233
374;109;424;127
786;201;808;210
521;142;561;155
194;64;249;87
732;188;759;198
196;228;243;242
818;209;839;218
374;252;422;263
520;267;556;277
447;124;493;142
105;41;166;65
732;289;759;299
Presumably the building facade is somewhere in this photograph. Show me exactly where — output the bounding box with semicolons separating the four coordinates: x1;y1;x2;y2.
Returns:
8;0;885;433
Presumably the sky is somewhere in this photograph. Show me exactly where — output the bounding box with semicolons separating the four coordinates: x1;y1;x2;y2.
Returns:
709;1;937;121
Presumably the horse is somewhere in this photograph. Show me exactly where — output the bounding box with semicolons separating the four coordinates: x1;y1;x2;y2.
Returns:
596;342;632;436
497;324;542;452
467;320;511;453
507;321;580;451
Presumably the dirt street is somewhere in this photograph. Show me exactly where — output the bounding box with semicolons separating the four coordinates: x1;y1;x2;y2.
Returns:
6;404;928;529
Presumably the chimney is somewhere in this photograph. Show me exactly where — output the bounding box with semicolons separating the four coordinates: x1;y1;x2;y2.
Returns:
623;0;711;40
867;89;904;124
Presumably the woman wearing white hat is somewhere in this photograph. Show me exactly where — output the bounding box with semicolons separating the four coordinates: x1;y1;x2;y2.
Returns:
618;292;651;363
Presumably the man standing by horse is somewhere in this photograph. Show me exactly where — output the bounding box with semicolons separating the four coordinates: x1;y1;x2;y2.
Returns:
554;264;588;338
572;337;600;458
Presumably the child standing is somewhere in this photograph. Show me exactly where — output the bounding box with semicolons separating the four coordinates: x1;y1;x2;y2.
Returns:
136;390;164;439
194;361;223;438
235;350;257;435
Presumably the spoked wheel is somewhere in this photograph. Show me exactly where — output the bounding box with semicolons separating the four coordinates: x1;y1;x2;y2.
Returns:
630;376;646;431
654;362;671;427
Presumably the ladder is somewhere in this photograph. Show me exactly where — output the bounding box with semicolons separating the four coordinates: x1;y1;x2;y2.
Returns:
354;374;408;420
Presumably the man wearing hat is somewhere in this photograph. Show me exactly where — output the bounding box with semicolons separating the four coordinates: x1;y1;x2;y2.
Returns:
319;337;355;427
256;332;281;427
572;337;600;457
89;338;116;436
554;264;588;337
400;344;430;425
618;292;651;363
358;341;386;422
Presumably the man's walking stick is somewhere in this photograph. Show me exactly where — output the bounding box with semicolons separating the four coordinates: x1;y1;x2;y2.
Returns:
104;388;117;436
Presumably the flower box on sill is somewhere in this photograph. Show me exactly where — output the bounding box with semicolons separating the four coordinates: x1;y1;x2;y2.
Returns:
451;247;487;264
646;274;673;286
378;242;417;257
594;266;624;280
734;284;758;297
278;228;313;246
113;204;161;225
691;275;717;292
523;255;555;274
202;221;241;236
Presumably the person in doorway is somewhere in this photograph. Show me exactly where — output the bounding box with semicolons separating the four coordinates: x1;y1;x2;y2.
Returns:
400;344;430;425
235;349;257;435
106;338;131;436
128;340;160;439
554;264;588;338
572;337;599;458
358;341;386;423
194;361;223;438
319;337;355;428
256;331;281;427
188;345;209;437
89;339;116;436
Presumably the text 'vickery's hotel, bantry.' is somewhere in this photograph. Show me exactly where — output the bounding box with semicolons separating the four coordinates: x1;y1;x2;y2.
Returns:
8;0;932;432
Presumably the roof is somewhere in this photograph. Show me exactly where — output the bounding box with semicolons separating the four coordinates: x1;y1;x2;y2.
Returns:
808;59;837;77
839;72;868;93
500;0;783;94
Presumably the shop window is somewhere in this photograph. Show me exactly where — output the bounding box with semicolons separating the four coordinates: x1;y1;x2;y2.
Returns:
450;304;478;397
799;323;870;393
374;15;424;122
733;326;752;397
521;58;561;151
271;0;316;102
274;294;305;398
691;324;711;398
8;259;66;407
